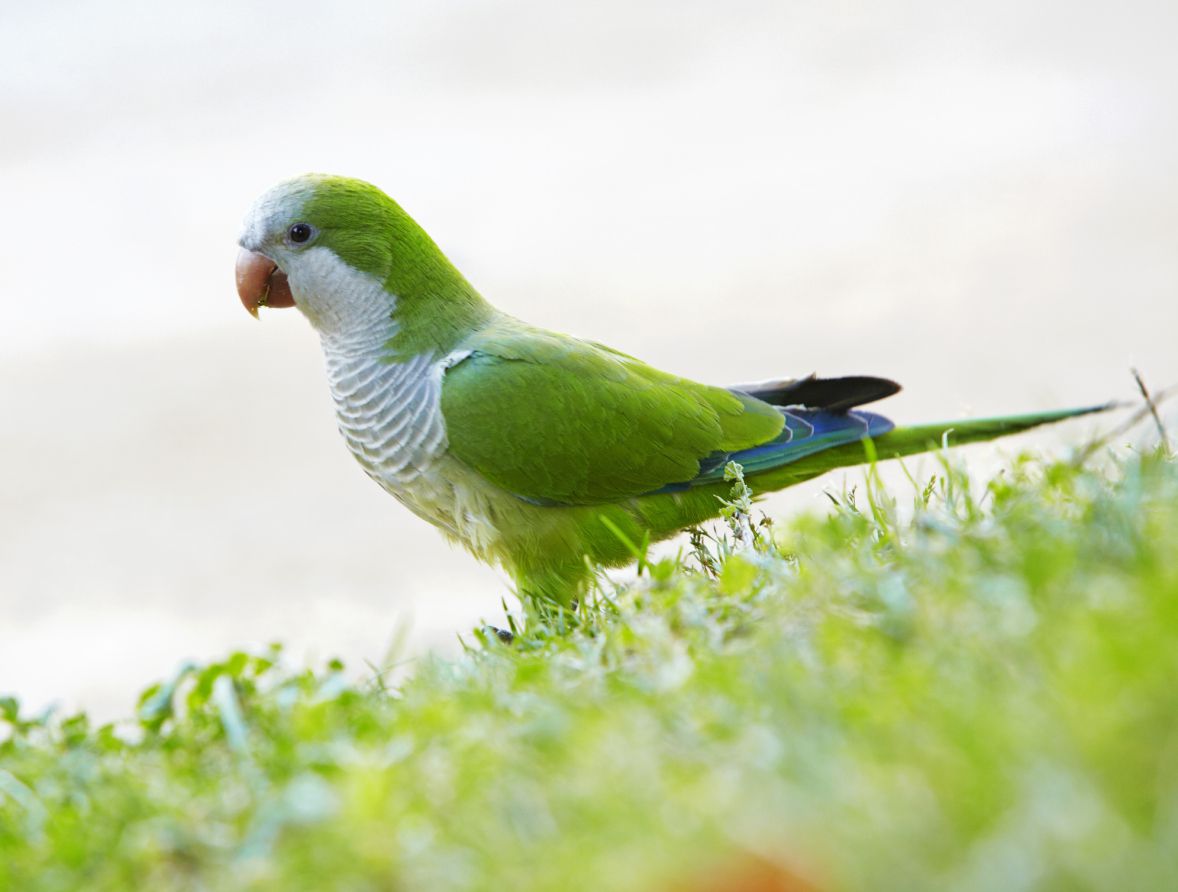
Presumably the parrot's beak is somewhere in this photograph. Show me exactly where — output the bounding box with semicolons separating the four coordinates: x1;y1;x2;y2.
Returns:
235;248;295;318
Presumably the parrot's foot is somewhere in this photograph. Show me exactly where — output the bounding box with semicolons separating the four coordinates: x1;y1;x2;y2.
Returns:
482;625;515;644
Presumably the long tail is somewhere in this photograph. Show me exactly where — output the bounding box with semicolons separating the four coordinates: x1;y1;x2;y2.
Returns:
750;402;1118;491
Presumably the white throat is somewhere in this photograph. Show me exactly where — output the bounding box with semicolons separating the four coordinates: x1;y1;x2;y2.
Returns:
287;246;393;348
289;247;449;487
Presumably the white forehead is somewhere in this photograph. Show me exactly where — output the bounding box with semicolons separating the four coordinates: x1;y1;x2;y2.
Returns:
238;176;322;250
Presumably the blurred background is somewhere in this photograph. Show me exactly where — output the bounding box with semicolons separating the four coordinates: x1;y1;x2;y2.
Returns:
2;0;1176;720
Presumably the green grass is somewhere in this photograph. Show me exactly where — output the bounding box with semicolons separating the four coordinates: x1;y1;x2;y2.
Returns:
3;447;1178;891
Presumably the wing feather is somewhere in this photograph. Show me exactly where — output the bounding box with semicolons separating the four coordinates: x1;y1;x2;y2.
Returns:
440;319;783;505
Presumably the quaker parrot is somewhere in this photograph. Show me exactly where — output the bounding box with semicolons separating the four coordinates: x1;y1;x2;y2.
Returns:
236;174;1110;604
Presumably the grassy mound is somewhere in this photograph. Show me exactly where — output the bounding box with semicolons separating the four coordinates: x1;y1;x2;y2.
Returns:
3;449;1177;891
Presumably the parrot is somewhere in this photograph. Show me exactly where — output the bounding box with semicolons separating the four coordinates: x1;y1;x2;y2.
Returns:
235;174;1111;605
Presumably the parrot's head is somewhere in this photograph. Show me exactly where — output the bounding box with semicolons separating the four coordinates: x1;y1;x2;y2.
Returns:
237;174;488;353
236;174;427;336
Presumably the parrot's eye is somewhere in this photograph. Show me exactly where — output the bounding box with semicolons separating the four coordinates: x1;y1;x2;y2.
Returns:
287;223;315;245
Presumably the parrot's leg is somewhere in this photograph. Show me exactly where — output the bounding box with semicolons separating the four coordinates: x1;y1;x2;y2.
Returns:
511;559;593;614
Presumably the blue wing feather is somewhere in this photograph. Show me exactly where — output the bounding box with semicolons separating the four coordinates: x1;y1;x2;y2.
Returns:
649;408;893;494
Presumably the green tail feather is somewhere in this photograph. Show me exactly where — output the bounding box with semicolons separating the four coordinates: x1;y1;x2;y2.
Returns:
752;402;1118;490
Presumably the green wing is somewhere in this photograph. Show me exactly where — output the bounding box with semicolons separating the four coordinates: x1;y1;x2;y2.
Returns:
440;318;784;505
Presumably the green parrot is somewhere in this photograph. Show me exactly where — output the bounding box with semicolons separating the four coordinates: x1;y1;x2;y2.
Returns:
236;174;1110;605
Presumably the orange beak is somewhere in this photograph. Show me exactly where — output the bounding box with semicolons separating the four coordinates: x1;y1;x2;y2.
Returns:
235;248;295;318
